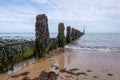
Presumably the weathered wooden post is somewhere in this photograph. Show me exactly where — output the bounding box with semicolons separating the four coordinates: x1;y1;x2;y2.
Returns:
78;30;82;37
76;29;79;39
57;23;65;47
66;26;72;43
49;38;58;51
71;28;75;41
78;30;80;38
34;14;50;58
74;29;78;39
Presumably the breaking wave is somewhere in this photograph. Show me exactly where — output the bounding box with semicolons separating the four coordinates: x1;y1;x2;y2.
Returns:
65;45;120;52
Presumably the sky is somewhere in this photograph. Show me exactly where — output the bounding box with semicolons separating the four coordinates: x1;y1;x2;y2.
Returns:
0;0;120;33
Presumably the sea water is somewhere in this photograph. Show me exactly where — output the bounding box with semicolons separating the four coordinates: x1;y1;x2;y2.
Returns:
0;33;120;51
0;33;57;40
66;33;120;52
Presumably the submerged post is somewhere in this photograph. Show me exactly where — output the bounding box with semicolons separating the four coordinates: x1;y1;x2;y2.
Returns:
57;23;65;47
34;14;50;58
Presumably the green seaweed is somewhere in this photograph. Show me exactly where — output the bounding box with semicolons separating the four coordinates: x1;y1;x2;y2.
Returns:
23;48;34;59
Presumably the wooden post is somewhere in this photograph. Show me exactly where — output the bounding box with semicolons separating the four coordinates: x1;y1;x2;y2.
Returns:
34;14;50;58
57;23;65;47
66;26;72;43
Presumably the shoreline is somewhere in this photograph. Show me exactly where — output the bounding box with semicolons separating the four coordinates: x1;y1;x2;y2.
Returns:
0;48;120;80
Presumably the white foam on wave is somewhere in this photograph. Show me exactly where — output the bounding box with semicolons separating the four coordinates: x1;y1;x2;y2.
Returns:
65;45;120;52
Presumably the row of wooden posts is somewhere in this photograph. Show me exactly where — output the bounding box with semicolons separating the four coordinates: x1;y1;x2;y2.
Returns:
34;14;84;58
0;14;84;73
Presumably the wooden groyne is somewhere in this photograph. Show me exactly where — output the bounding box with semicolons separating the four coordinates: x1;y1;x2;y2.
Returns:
0;14;84;73
34;14;84;59
0;41;34;72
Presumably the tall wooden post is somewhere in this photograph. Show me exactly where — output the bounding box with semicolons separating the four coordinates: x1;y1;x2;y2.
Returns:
57;23;65;47
34;14;50;58
66;26;72;43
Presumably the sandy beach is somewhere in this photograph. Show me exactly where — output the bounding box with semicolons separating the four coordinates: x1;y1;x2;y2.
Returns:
0;0;120;79
0;47;120;80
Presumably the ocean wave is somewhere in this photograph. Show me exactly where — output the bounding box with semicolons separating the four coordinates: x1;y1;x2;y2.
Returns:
65;45;120;52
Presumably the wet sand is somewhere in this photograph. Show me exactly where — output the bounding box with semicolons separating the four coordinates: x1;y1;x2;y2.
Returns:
0;48;120;80
57;49;120;80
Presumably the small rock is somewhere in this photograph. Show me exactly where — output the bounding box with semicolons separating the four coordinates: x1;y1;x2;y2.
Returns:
22;76;31;80
108;73;113;76
60;68;66;73
11;75;19;78
93;76;99;78
76;72;88;76
68;68;79;72
20;72;30;76
60;77;63;79
52;65;59;70
87;70;92;72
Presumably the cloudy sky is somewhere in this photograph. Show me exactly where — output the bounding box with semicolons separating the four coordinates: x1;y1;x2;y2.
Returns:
0;0;120;33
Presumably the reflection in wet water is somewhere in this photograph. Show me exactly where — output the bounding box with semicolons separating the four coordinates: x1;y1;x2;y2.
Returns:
66;53;72;66
58;55;65;68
